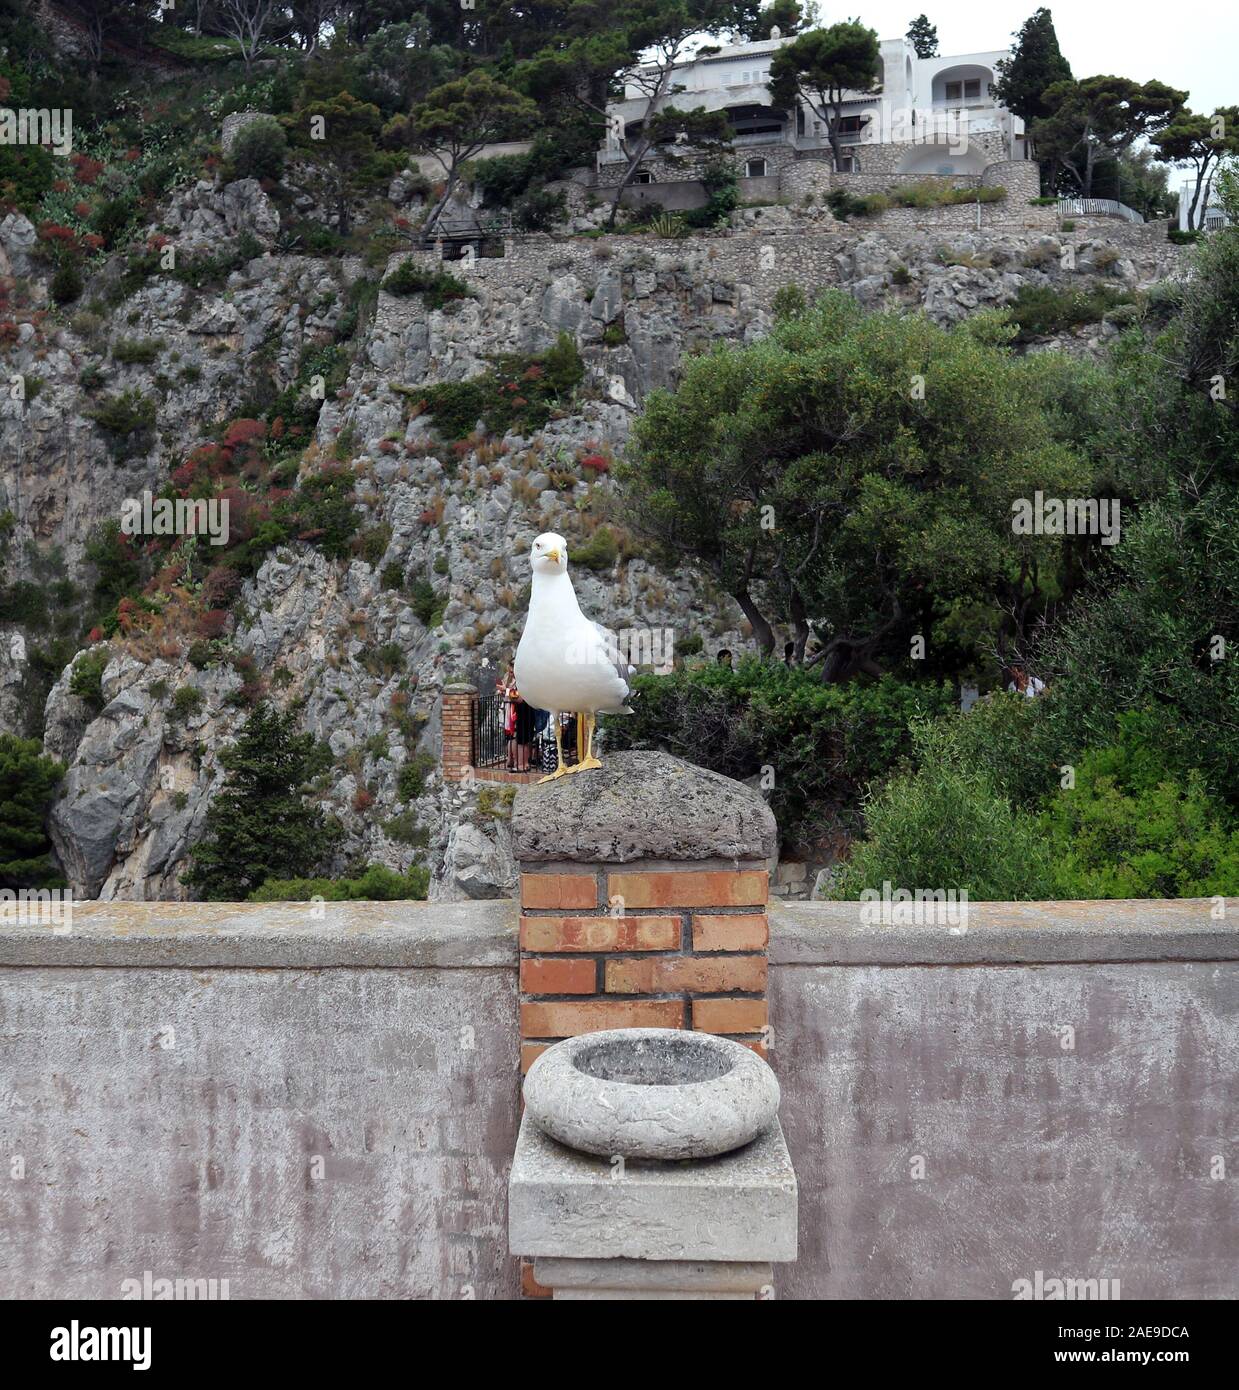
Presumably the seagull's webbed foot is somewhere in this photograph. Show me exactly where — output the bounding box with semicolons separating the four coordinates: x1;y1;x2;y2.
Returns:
538;717;569;782
568;713;602;773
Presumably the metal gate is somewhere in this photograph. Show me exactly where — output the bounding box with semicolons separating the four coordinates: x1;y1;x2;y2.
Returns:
474;692;508;769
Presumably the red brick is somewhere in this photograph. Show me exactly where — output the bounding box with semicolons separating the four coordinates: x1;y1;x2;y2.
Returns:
604;955;767;995
521;1259;552;1299
520;873;598;910
608;869;767;909
521;999;684;1038
520;957;596;995
520;915;680;952
521;1043;550;1074
692;998;768;1034
692;913;769;952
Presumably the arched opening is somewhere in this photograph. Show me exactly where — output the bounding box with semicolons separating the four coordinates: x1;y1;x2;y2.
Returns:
931;65;995;108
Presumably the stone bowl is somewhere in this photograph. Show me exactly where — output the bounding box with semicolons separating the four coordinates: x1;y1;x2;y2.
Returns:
523;1028;780;1160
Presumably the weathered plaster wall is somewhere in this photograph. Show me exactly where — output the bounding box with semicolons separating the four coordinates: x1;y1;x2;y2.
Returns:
0;901;522;1300
773;900;1239;1301
2;898;1234;1300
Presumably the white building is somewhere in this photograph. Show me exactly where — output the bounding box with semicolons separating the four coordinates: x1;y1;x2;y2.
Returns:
1178;176;1233;231
599;32;1028;183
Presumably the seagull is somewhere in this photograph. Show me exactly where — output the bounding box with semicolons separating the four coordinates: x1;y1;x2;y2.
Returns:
514;531;632;781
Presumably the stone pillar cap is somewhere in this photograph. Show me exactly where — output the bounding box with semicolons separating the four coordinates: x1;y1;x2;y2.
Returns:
443;682;478;693
512;750;777;864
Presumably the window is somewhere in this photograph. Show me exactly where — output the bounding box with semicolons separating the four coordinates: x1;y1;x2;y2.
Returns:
632;170;654;184
745;158;768;177
836;155;859;173
945;78;983;103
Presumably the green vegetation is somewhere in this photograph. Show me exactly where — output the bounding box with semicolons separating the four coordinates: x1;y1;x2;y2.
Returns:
606;661;955;848
113;338;164;365
407;332;584;440
227;116;289;182
249;862;429;901
0;734;66;890
397;752;437;802
184;703;342;901
68;648;109;711
1007;283;1136;341
381;260;475;311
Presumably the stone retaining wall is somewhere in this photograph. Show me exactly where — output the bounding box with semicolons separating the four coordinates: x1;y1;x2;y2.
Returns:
2;896;1234;1300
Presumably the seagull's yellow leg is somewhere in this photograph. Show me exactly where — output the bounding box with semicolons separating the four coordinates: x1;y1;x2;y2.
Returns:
576;711;602;772
538;716;570;782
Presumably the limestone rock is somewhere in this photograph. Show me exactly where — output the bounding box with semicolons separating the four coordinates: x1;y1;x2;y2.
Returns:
511;750;778;864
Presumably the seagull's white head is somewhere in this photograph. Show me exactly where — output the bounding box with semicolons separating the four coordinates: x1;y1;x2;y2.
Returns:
530;532;568;576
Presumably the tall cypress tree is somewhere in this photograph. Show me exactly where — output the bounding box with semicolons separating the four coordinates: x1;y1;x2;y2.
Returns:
905;15;938;59
993;8;1073;125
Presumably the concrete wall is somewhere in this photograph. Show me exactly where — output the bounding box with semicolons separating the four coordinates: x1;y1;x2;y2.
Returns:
773;900;1239;1300
2;898;1235;1299
0;902;522;1301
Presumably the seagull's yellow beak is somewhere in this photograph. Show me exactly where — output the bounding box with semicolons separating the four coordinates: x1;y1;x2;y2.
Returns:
547;548;561;564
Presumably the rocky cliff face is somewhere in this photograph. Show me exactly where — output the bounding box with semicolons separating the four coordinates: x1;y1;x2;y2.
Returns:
0;177;1187;900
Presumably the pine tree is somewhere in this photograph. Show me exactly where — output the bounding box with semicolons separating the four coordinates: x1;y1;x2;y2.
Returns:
905;15;938;59
183;703;340;901
0;735;65;890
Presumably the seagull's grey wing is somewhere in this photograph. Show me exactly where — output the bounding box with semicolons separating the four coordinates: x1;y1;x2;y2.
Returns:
593;621;634;706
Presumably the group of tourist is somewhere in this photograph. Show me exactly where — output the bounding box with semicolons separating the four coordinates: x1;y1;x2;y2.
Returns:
497;665;580;773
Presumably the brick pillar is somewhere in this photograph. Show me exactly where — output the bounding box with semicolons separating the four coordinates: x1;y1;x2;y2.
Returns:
441;683;477;783
511;750;777;1076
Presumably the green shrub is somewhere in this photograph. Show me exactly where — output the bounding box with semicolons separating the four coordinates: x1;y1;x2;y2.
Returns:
228;116;288;182
573;526;619;571
381;259;474;311
407;579;445;628
113;338;164;365
1007;284;1136;341
771;284;807;320
514;186;567;231
828;751;1059;901
397;751;436;802
383;810;429;847
912;694;1064;808
50;262;84;305
1040;717;1239;898
1168;228;1201;245
358;523;391;567
413;380;486;439
69;648;108;711
606;662;956;847
171;685;205;720
410;332;584;440
88;389;156;438
248;862;429;901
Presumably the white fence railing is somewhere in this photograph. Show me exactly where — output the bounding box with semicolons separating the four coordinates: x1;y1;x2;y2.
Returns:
1057;197;1145;224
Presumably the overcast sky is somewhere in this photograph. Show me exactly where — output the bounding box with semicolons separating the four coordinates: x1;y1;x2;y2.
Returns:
840;1;1236;115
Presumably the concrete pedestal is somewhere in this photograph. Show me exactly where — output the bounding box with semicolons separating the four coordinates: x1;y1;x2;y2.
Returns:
509;1113;797;1300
